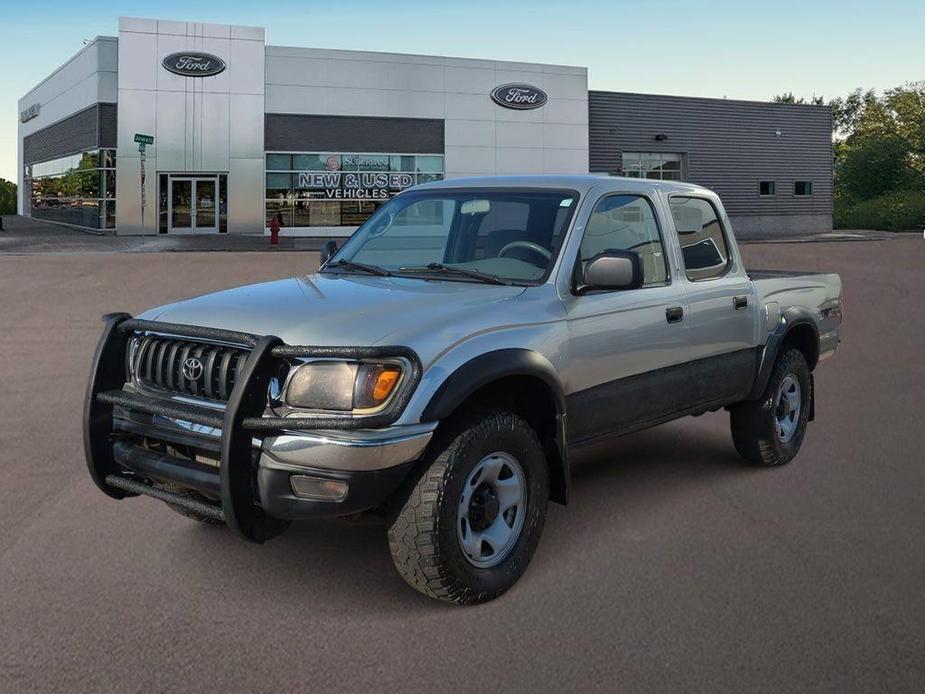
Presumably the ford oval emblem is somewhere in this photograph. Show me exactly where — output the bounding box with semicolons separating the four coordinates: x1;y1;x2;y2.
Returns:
162;52;227;78
490;83;548;110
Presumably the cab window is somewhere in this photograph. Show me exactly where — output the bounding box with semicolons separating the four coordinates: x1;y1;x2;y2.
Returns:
579;194;668;287
669;196;730;281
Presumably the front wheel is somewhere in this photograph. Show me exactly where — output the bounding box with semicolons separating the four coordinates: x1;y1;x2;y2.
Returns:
730;348;812;466
387;410;549;605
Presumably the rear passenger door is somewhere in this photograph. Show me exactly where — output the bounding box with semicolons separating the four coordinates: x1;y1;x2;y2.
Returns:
562;193;692;445
666;195;759;405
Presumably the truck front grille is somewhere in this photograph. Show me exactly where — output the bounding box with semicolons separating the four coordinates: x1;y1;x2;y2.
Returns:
131;335;250;402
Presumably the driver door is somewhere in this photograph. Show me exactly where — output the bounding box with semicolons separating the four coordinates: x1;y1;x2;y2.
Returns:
561;193;692;445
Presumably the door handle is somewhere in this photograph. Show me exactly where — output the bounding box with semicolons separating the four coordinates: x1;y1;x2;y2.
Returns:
733;295;748;310
665;306;684;323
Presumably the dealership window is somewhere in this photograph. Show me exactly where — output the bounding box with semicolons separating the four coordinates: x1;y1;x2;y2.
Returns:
265;152;444;228
26;149;116;230
622;152;686;181
794;181;813;196
669;196;730;281
759;181;776;196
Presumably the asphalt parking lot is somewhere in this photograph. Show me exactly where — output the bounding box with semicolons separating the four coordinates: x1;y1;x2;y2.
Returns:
0;239;922;693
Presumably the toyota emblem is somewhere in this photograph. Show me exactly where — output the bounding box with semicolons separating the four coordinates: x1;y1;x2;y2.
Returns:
182;357;204;381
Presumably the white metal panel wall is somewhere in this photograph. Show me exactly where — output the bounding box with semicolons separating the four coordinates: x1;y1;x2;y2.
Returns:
116;17;265;234
16;37;117;215
264;47;589;178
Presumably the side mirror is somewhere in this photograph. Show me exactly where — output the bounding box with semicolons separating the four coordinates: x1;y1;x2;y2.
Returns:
319;240;338;266
579;250;643;292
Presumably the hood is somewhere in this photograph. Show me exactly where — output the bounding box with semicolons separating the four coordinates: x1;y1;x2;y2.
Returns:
139;273;527;348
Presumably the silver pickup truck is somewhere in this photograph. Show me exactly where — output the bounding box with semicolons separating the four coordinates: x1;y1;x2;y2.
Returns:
85;176;843;604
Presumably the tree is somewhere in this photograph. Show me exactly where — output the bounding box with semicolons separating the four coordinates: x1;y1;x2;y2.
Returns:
837;134;911;200
771;92;826;105
883;81;925;176
774;83;924;230
829;88;878;137
835;82;925;202
0;178;17;215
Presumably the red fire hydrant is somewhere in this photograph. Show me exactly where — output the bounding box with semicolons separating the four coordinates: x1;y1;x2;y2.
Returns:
269;215;280;245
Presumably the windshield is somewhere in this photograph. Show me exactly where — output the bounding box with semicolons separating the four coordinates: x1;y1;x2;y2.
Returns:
326;189;580;284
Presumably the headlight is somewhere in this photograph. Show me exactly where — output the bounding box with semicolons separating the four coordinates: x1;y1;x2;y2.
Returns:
284;361;403;412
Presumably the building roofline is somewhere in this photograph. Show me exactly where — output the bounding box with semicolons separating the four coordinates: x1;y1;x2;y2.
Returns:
19;35;117;103
265;43;587;73
589;89;832;112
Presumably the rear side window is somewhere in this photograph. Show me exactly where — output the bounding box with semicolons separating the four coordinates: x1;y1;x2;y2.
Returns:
580;194;668;286
669;196;730;281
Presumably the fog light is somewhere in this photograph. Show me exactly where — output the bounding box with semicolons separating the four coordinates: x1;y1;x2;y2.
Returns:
290;475;348;502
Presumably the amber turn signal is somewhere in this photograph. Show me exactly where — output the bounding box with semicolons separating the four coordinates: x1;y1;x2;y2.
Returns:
373;367;401;401
354;363;403;409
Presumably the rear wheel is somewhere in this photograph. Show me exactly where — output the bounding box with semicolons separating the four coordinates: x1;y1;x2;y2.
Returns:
730;348;812;466
387;410;549;604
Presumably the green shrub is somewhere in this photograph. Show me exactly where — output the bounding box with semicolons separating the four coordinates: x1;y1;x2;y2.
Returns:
835;190;925;231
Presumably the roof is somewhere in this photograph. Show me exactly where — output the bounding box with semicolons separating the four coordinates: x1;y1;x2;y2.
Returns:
589;89;833;113
413;174;712;196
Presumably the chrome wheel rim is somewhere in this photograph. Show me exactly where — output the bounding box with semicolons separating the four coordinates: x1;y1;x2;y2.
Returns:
775;374;801;443
457;452;527;569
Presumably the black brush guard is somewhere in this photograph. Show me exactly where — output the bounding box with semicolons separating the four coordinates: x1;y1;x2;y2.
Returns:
84;313;422;543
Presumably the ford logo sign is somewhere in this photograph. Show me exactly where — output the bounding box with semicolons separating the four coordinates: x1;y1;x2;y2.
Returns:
490;83;548;110
162;52;226;77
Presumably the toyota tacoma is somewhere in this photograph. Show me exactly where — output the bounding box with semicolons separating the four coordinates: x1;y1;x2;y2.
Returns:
85;175;843;604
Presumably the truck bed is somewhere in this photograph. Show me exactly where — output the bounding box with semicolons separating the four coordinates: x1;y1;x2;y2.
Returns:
748;269;843;358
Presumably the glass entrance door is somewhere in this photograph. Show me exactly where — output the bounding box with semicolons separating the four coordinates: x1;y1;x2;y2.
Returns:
196;179;216;229
170;179;193;229
167;176;220;233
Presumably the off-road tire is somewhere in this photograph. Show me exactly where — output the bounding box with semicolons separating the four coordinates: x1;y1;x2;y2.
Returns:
387;410;549;605
730;348;812;466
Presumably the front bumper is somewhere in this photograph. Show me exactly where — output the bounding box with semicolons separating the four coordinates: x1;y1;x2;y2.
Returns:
85;314;426;542
259;424;434;518
113;407;434;519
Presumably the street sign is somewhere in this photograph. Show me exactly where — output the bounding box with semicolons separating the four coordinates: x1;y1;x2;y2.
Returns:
133;134;154;230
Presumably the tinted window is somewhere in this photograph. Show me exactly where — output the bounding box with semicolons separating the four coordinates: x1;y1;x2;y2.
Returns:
759;181;776;196
669;196;730;281
266;154;292;171
794;181;813;196
580;195;668;286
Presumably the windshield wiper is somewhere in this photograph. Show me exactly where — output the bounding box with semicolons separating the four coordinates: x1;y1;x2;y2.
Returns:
396;262;514;286
324;259;392;276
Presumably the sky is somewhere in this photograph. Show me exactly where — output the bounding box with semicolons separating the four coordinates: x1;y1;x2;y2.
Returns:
2;0;922;182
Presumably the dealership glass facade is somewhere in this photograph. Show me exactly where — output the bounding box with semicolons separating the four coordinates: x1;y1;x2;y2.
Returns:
26;149;116;229
265;153;444;229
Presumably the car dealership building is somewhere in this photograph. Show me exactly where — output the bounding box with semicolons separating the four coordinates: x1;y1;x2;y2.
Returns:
17;17;833;237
